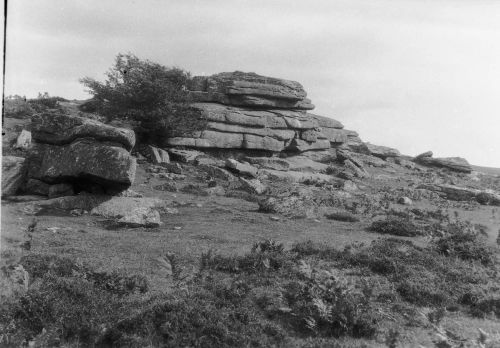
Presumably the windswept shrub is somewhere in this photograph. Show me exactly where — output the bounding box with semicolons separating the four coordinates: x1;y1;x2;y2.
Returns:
435;228;495;266
80;53;207;144
369;217;421;237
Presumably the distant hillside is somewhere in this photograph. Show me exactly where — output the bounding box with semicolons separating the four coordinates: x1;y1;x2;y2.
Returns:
472;165;500;176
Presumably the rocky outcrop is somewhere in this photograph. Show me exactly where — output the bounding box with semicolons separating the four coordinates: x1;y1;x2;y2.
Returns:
2;156;26;197
415;155;472;173
165;72;359;153
166;102;353;153
25;112;137;196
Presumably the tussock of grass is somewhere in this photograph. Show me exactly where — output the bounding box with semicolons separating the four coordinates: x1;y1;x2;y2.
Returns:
325;211;360;222
369;217;421;237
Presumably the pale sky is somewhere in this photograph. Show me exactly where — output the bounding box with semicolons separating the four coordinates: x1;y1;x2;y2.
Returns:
4;0;500;167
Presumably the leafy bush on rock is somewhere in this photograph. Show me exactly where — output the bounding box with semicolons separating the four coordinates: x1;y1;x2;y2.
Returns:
80;53;207;144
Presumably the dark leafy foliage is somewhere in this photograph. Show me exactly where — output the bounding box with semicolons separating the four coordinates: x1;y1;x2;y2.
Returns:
80;53;207;143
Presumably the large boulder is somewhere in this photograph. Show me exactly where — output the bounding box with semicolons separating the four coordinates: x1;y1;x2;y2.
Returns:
188;71;314;110
26;140;136;188
25;112;137;195
90;196;164;227
31;112;135;151
2;156;26;197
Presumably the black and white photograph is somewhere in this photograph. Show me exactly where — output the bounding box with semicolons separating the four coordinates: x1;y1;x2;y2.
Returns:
1;0;500;347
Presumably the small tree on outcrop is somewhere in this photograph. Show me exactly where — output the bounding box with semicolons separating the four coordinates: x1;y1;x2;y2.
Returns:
80;53;205;144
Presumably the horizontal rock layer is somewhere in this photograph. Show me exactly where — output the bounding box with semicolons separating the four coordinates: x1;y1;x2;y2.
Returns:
166;103;351;152
188;71;313;110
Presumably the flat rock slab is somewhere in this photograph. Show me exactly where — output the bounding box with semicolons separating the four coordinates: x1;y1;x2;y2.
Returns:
32;195;167;227
415;156;472;173
226;159;259;177
282;156;329;172
244;157;291;171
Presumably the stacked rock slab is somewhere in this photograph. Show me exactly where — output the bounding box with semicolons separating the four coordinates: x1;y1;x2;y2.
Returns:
25;112;137;196
166;72;357;153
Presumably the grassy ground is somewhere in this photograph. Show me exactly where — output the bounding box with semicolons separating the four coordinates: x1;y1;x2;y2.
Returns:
2;114;500;347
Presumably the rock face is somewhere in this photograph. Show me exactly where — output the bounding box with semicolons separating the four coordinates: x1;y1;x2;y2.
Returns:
2;156;26;197
166;102;353;153
25;113;137;195
165;72;359;153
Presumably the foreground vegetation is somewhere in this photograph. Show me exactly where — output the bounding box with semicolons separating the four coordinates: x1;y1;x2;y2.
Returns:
1;228;499;347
